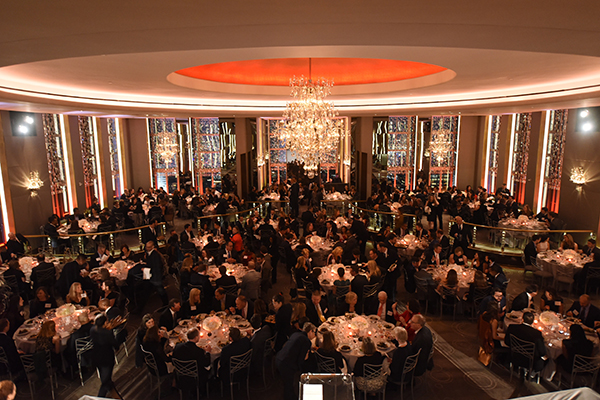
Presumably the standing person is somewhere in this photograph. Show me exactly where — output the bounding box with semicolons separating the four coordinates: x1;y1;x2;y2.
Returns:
91;315;119;398
144;241;168;306
289;177;299;218
275;322;316;400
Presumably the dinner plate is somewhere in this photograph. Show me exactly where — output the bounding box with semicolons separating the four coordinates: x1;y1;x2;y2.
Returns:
179;319;191;326
377;342;390;350
382;322;394;330
339;345;352;353
16;328;29;336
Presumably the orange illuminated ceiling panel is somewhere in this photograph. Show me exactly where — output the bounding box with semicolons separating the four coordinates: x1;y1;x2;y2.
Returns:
175;58;446;86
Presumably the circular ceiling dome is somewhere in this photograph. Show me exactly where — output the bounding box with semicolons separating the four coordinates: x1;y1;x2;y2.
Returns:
174;57;447;86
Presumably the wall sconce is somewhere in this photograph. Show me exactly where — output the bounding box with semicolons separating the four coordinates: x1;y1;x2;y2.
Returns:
26;171;43;196
570;167;586;190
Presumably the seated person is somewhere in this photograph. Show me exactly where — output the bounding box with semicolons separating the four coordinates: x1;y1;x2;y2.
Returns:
172;328;211;393
566;294;600;329
215;265;237;289
540;288;563;315
211;287;236;313
158;299;181;331
388;327;413;382
29;287;57;318
337;291;358;315
315;330;347;373
353;337;385;382
510;284;538;312
556;324;593;372
217;327;251;384
142;325;171;376
66;282;90;307
448;247;468;266
0;319;23;375
478;288;506;318
180;288;203;319
504;311;547;372
392;299;421;342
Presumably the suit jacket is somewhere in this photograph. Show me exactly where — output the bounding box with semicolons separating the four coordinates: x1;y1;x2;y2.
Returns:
368;299;396;324
180;230;194;243
141;226;158;245
251;324;274;370
173;341;211;384
30;261;56;289
189;273;214;301
449;224;471;248
58;261;84;296
567;301;600;328
479;295;507;316
524;241;538;266
0;332;22;371
159;308;179;331
505;323;547;363
274;303;293;350
492;271;508;289
350;274;369;309
351;220;369;243
240;270;261;300
412;326;433;376
234;301;254;320
217;248;240;265
218;337;251;380
305;298;329;327
215;275;237;289
275;331;311;372
211;294;236;313
91;325;118;367
145;249;164;284
106;306;122;321
511;292;533;312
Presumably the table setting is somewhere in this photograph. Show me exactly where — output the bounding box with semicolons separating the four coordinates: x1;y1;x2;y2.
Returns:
166;312;254;362
428;264;475;298
78;219;101;233
394;234;427;256
13;304;102;353
317;264;360;290
537;249;592;279
323;192;352;201
258;192;281;201
1;256;62;282
207;262;248;284
90;260;138;282
318;314;396;371
504;309;600;380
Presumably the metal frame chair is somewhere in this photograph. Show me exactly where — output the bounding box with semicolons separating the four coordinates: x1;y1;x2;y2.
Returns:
414;276;432;315
335;284;350;313
0;347;12;380
522;254;536;277
222;284;240;296
389;348;421;400
20;350;58;400
262;333;277;387
113;312;130;364
2;274;19;295
315;351;337;373
508;335;536;381
438;286;460;320
360;363;387;400
75;336;94;386
555;263;575;297
585;266;600;295
301;278;315;294
562;354;600;389
141;347;171;399
531;258;553;287
471;286;492;318
222;348;253;400
172;358;206;400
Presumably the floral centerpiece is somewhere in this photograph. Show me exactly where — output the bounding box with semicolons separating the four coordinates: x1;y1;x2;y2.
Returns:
203;316;222;332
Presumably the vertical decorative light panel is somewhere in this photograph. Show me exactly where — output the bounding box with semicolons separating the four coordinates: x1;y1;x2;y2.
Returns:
484;115;502;191
507;113;531;204
319;116;347;182
429;116;460;189
539;110;568;213
78;116;104;209
267;118;287;184
147;118;180;193
190;117;221;193
43;114;70;215
106;118;124;198
387;116;417;190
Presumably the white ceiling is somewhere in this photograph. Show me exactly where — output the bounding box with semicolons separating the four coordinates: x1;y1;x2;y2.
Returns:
2;0;600;117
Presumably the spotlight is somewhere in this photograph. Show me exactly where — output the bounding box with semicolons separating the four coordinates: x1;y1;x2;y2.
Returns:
24;116;34;124
9;111;36;137
582;122;593;132
17;125;29;134
580;109;590;118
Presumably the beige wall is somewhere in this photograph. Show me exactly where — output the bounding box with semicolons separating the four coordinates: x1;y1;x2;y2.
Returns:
124;118;152;191
456;116;485;189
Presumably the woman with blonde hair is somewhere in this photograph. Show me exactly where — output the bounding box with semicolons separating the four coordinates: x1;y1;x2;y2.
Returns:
294;256;309;288
560;234;578;251
66;282;89;306
327;247;344;265
291;301;307;330
181;288;202;318
366;260;382;284
389;327;412;381
354;336;385;379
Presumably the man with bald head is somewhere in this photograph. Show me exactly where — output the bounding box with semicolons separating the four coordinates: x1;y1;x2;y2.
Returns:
368;291;395;324
567;294;600;329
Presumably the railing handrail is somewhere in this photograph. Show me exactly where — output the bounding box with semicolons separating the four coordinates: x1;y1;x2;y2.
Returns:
23;222;168;239
352;202;417;219
459;220;595;235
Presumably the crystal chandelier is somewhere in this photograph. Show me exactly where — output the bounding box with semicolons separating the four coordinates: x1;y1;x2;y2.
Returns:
279;68;343;172
157;133;178;164
570;167;586;185
429;129;453;163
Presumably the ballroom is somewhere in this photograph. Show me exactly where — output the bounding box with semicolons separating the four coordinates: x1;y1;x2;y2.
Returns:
0;1;600;400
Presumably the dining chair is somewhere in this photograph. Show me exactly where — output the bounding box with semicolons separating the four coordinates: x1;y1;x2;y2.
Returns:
358;363;387;400
471;286;492;319
438;286;460;320
389;348;421;400
0;348;11;381
414;276;432;314
222;284;240;296
172;358;205;400
531;258;553;288
508;336;536;382
141;347;170;399
555;263;575;297
262;333;277;387
521;254;535;278
221;348;253;400
560;354;600;389
315;351;337;373
585;266;600;295
75;336;94;386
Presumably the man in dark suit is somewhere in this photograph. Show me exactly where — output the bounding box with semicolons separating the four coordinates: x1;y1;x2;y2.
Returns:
159;298;181;331
301;207;316;230
351;214;369;255
212;287;237;313
179;223;195;244
58;254;88;298
249;314;274;373
524;235;541;266
490;264;508;290
479;288;507;318
410;314;433;376
272;294;293;351
504;311;547;372
190;264;214;305
424;244;443;268
98;298;122;321
567;294;600;328
5;232;26;258
230;296;254;320
30;254;56;292
511;284;538;311
144;241;168;305
203;236;220;258
276;322;316;400
218;241;240;265
89;243;113;269
0;319;23;375
305;290;329;327
172;328;211;393
368;291;395;324
141;219;160;246
449;216;471;251
350;265;369;314
434;229;451;259
583;239;600;258
91;315;119;398
215;266;237;289
217;327;251;384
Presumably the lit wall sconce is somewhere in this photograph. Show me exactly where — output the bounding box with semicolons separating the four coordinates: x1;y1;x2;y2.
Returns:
343;156;351;166
26;171;43;196
570;167;586;186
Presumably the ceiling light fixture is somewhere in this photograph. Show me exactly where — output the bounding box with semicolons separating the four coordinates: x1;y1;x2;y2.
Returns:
429;129;453;163
570;167;586;185
582;122;593;132
580;109;589;118
279;59;343;171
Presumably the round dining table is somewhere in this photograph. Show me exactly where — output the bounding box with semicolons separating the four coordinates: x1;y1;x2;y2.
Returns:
207;262;248;285
428;264;475;298
537;250;592;281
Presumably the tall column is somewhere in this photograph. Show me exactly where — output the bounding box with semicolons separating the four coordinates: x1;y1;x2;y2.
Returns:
235;118;253;199
356;117;373;200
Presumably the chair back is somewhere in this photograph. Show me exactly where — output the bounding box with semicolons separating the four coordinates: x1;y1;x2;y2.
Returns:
363;282;380;299
230;348;253;376
521;254;527;267
315;351;337;373
75;336;94;359
414;276;429;294
335;284;350;299
141;347;161;378
3;275;19;293
173;358;199;379
556;264;574;281
473;286;492;304
441;285;458;299
402;349;421;380
501;279;510;293
264;334;276;358
301;278;315;293
531;257;539;269
222;284;239;296
364;363;386;380
0;347;8;367
509;335;535;371
587;267;600;280
19;354;36;374
37;267;56;284
572;354;600;380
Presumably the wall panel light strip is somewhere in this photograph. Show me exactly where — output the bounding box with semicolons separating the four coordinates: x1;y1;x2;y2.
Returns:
59;115;75;212
537;111;551;213
506;115;516;191
0;143;11;242
91;118;105;209
483;116;492;190
115;119;125;195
